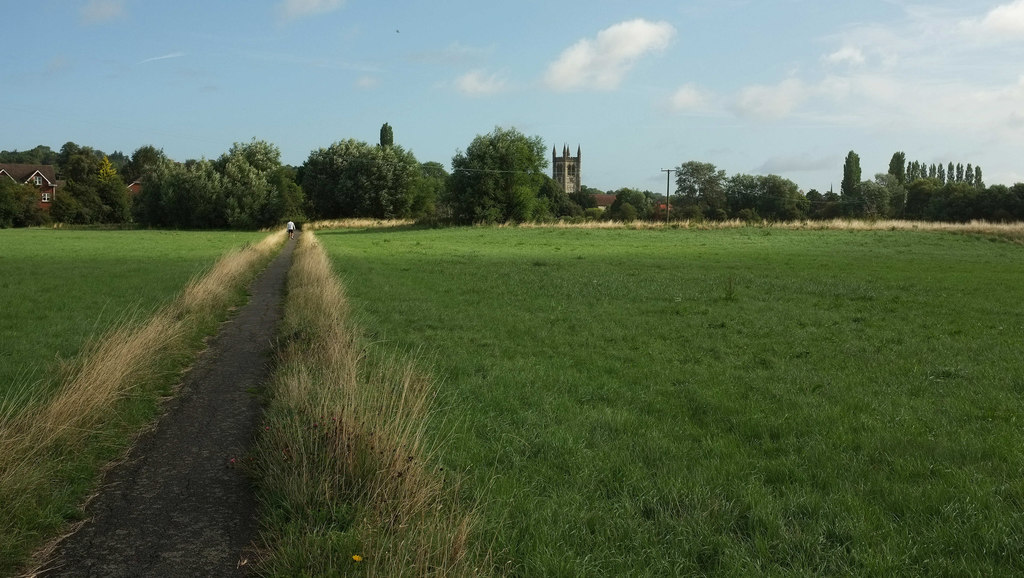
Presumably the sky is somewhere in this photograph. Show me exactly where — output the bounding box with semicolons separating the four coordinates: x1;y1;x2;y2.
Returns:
3;0;1024;193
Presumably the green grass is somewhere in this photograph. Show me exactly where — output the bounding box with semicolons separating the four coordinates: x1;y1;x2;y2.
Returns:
317;226;1024;576
0;228;272;575
0;229;264;406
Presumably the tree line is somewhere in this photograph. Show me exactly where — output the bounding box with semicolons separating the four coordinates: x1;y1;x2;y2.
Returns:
1;125;587;228
4;131;1023;228
657;150;1024;223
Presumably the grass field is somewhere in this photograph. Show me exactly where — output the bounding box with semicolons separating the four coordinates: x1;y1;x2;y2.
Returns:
317;225;1024;575
0;229;264;406
0;228;273;574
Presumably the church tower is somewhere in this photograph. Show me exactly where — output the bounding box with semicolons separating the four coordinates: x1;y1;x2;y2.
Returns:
552;144;581;193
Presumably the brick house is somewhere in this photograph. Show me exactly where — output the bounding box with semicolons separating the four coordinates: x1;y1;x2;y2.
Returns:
592;194;616;211
0;163;59;209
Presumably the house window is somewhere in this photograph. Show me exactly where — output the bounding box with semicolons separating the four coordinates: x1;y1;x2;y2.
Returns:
34;176;42;185
41;192;51;203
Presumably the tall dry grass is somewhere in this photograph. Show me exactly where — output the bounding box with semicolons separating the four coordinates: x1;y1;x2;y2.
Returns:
304;216;1024;243
252;231;482;577
514;217;1024;236
0;231;285;570
305;218;416;231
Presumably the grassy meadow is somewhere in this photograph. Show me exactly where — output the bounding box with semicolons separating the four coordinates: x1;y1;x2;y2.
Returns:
0;228;274;574
0;229;264;406
316;225;1024;575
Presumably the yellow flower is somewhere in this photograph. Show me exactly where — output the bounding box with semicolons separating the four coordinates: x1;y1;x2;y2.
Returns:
352;555;363;562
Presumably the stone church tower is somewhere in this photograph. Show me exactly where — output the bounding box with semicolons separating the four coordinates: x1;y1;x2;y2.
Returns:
552;145;581;193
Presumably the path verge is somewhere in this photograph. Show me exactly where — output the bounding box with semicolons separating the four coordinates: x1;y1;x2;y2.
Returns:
249;231;484;576
25;232;292;576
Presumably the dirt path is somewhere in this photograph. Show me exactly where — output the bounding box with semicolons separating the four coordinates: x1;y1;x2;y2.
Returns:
38;235;297;577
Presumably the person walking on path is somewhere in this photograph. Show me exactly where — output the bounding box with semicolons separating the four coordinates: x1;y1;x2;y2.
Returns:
286;220;295;239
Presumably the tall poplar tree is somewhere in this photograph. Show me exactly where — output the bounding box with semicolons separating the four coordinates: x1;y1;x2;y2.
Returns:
842;150;861;198
888;151;906;184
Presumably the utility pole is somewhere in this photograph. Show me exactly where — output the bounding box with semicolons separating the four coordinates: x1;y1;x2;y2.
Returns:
661;168;676;222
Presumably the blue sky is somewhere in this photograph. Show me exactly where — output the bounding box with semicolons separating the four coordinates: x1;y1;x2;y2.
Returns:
4;0;1024;193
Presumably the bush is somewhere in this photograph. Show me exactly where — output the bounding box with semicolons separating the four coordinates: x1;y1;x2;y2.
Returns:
736;208;761;223
618;203;638;223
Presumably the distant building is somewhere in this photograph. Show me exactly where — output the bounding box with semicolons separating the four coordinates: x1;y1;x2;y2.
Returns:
592;194;616;211
0;163;58;209
552;145;581;193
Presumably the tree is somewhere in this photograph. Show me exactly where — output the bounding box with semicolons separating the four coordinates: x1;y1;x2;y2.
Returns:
571;185;599;209
134;158;226;228
675;161;727;218
905;178;939;220
0;179;49;227
219;142;279;229
97;156;118;182
380;123;394;148
812;189;843;220
725;173;761;217
303;139;419;219
608;188;653;221
757;174;808;221
974;165;984;189
447;126;547;223
95;156;130;223
876;173;907;218
58;141;103;182
134;139;298;228
123;145;167;183
409;161;449;220
888;152;907;184
841;151;862;215
270;166;307;223
536;175;578;220
0;145;58;165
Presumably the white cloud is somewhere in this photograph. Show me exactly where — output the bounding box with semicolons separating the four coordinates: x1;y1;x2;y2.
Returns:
824;45;865;66
456;70;508;97
279;0;345;20
80;0;124;24
670;84;712;112
736;2;1024;133
733;78;807;120
980;0;1024;35
355;75;378;89
545;19;675;91
139;52;185;64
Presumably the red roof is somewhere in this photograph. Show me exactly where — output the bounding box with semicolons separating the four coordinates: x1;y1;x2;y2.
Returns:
592;194;616;207
0;163;57;185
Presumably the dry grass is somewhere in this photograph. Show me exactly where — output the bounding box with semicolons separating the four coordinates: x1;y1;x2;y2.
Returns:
253;231;483;577
305;218;416;231
507;217;1024;240
306;216;1024;243
0;230;285;568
